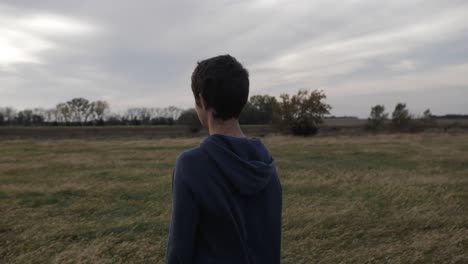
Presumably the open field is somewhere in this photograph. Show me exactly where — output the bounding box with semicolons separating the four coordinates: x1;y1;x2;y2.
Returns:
1;135;467;263
0;125;275;139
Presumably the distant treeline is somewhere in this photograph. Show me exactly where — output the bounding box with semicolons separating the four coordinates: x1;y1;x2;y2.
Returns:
432;114;468;119
0;95;282;127
0;90;330;135
0;98;182;126
1;90;466;135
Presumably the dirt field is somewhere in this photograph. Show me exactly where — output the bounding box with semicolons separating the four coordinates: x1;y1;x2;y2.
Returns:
1;135;467;263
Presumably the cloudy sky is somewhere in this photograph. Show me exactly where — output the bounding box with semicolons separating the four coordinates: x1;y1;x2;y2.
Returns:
1;0;467;117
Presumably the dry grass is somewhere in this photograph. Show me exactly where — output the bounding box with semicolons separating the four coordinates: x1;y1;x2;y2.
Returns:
1;134;467;263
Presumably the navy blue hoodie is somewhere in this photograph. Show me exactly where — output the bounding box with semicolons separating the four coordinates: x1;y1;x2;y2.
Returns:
166;134;282;263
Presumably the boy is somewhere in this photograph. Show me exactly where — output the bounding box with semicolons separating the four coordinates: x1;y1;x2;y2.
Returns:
166;55;282;263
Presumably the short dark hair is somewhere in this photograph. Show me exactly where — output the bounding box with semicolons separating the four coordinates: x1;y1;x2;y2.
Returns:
191;54;249;120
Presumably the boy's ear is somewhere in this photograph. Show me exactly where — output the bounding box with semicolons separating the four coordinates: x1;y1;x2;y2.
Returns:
199;94;208;110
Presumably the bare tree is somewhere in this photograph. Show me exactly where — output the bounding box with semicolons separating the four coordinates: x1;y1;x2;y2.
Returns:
164;106;184;120
56;103;71;123
44;108;59;123
422;108;435;127
66;98;93;124
0;107;16;124
90;100;110;121
367;105;388;131
392;103;412;129
16;109;33;126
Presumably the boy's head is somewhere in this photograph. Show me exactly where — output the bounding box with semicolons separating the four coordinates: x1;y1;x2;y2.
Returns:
191;55;249;125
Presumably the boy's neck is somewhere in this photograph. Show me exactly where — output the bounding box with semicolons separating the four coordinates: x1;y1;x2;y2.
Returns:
208;118;245;138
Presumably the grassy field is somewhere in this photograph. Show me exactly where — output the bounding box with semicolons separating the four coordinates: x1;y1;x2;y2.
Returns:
1;135;467;263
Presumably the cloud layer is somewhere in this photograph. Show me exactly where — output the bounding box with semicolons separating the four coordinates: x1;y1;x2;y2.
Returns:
1;0;467;117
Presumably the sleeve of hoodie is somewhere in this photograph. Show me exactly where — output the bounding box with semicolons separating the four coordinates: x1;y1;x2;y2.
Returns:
166;153;199;264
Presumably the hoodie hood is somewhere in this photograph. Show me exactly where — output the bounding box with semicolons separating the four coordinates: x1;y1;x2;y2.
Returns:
200;134;276;196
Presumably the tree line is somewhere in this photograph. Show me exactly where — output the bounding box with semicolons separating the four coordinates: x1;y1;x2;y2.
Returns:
0;98;183;126
1;90;466;135
367;104;437;132
0;90;331;135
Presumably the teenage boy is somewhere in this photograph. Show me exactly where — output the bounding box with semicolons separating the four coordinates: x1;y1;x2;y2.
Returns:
166;55;282;263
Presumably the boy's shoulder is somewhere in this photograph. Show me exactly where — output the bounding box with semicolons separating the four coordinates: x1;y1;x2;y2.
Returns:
178;145;203;160
175;146;207;170
174;146;210;185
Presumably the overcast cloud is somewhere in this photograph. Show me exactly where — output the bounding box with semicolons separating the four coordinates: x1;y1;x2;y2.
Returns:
1;0;467;117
